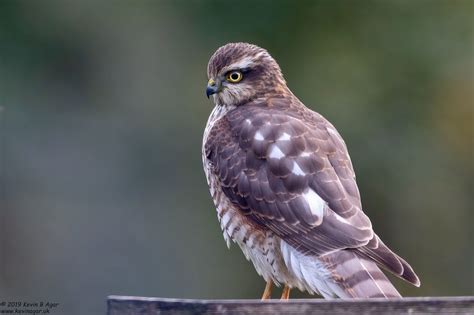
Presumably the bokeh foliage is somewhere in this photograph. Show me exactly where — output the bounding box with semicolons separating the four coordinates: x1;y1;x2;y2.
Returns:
0;1;472;314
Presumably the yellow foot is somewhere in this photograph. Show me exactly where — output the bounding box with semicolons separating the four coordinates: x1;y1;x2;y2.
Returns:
280;285;291;300
261;280;272;300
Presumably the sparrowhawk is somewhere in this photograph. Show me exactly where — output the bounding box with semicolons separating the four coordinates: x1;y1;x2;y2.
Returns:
202;43;420;300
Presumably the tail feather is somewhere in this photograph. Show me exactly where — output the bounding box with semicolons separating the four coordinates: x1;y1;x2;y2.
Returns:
323;250;402;298
280;240;418;299
358;234;421;287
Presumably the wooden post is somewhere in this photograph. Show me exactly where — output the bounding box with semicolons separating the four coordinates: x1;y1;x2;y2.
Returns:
107;296;474;315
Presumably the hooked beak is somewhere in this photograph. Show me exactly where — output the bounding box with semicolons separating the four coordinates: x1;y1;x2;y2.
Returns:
206;78;218;98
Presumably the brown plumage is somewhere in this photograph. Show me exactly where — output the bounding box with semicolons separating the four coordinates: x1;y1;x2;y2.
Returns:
202;42;420;299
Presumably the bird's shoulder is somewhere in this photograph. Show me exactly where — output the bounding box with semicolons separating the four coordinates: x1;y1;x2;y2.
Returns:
206;96;351;171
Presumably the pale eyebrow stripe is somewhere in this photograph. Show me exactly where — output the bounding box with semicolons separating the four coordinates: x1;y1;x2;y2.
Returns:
222;51;268;72
220;56;255;74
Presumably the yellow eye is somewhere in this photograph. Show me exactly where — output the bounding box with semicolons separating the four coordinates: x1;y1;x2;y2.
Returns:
226;71;243;83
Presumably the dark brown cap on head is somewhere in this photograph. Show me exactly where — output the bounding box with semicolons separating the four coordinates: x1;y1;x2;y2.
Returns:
207;42;283;81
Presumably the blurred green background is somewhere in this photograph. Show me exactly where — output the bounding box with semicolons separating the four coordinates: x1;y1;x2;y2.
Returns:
0;0;472;314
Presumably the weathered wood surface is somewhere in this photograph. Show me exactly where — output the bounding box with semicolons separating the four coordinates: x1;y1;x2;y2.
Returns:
107;296;474;315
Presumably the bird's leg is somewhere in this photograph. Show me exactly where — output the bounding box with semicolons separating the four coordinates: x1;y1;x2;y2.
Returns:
261;280;272;300
280;285;291;300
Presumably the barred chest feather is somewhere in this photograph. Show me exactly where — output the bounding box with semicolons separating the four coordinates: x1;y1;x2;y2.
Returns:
202;105;289;284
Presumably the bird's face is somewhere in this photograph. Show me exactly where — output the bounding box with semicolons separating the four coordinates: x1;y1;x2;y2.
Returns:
206;43;287;106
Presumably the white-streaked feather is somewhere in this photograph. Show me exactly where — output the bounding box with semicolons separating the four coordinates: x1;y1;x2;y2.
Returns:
280;240;338;298
278;132;291;141
302;189;325;223
269;144;285;159
291;161;305;176
254;131;265;141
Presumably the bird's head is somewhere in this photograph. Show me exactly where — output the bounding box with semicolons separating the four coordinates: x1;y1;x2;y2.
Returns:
206;43;288;106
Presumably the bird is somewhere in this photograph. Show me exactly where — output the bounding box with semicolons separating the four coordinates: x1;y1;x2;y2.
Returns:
202;42;420;300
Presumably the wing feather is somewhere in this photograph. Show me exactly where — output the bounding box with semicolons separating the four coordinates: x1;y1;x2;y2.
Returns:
205;97;419;285
206;98;372;256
